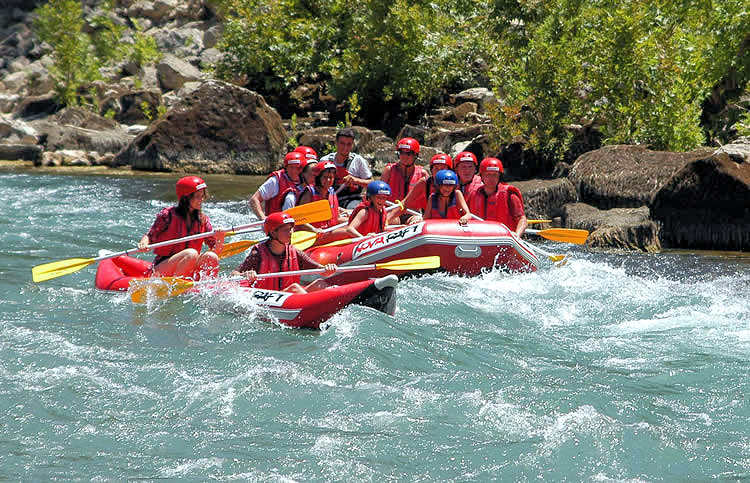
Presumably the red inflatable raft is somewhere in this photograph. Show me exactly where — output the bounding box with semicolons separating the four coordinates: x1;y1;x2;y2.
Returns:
305;219;539;285
95;256;398;329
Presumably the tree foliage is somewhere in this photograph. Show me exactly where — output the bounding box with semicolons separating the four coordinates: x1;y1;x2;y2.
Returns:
212;0;748;156
33;0;162;107
211;0;499;124
491;0;750;159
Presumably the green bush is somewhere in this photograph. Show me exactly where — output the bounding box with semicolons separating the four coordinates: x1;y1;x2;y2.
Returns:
34;0;162;108
211;0;500;123
34;0;102;106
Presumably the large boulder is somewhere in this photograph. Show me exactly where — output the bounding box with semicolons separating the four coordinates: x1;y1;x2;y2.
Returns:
516;178;578;221
30;107;133;154
568;145;714;209
651;142;750;251
112;80;286;174
561;202;661;252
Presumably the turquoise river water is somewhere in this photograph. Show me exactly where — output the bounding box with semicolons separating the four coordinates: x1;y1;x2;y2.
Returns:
1;170;749;480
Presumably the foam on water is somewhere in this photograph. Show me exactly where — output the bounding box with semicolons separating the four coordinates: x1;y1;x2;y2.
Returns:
3;172;750;480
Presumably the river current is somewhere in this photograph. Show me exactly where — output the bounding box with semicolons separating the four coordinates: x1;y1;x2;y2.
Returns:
1;170;748;480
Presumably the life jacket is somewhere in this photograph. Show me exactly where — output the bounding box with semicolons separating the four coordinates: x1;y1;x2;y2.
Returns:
151;206;211;257
299;185;340;229
468;183;524;231
329;153;363;206
427;192;462;220
349;200;386;234
253;240;300;291
459;175;482;198
265;169;302;215
385;162;426;203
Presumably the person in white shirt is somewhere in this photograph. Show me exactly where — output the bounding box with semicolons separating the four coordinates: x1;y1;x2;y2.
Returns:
320;127;373;210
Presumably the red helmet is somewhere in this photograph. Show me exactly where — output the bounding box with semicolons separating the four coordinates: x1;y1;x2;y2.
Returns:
284;151;306;169
430;153;453;169
312;161;336;178
480;157;504;175
176;176;207;199
263;212;295;235
455;151;478;167
396;137;420;155
294;145;318;162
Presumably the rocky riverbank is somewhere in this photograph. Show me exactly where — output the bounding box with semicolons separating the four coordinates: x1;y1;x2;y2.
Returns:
1;1;748;252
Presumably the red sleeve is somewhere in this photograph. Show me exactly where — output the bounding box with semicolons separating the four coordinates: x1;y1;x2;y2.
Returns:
146;207;171;240
509;193;525;219
236;246;261;273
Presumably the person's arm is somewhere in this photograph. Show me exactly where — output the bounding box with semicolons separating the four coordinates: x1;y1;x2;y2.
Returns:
344;156;373;188
249;177;280;220
347;210;367;237
249;191;266;220
509;192;527;236
455;191;472;225
201;218;224;253
232;248;260;282
138;209;169;249
379;164;392;185
401;177;425;213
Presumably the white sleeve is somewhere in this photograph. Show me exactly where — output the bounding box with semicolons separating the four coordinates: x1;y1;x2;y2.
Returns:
256;177;280;200
281;191;297;211
349;154;372;179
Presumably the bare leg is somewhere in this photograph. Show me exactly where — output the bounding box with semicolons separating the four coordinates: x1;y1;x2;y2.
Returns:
152;248;199;277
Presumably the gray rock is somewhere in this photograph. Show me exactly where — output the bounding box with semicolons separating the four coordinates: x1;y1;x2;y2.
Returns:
156;53;202;91
112;80;287;174
0;143;42;161
651;149;750;251
568;144;714;209
561;203;661;252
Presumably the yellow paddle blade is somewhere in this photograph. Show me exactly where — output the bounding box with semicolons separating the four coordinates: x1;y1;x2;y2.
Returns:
32;257;95;283
527;219;552;224
286;199;332;225
374;256;441;271
218;240;257;259
291;230;318;250
129;277;195;304
535;228;589;245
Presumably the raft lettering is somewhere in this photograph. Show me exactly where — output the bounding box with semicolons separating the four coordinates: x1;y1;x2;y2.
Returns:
252;290;290;306
353;223;424;259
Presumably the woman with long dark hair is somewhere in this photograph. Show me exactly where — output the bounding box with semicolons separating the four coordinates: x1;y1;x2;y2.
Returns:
138;176;224;278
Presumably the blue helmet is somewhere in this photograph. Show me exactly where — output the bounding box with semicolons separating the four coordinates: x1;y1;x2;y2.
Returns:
367;180;392;198
435;169;458;186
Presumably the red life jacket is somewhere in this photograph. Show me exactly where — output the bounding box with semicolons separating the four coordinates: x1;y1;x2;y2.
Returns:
265;169;301;215
385;162;425;203
468;183;524;231
413;177;436;211
427;192;462;220
299;185;340;229
253;240;300;291
349;200;386;234
459;175;483;198
151;207;212;257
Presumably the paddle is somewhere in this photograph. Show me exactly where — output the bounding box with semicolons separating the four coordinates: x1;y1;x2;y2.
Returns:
290;221;349;250
130;255;441;303
525;228;588;245
528;219;552;224
32;200;332;283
